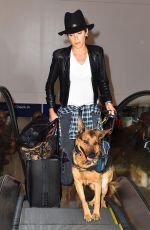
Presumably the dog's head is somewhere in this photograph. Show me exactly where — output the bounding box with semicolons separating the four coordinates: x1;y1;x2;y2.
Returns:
73;117;110;168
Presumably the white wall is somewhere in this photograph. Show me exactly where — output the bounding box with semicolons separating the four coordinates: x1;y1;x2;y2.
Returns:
0;0;150;105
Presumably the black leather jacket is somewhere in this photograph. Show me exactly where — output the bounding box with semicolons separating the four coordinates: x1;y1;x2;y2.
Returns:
46;45;112;108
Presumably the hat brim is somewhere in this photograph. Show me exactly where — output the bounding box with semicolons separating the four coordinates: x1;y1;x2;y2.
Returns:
58;24;94;36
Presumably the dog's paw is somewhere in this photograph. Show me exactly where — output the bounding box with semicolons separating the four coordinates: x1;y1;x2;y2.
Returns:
92;212;100;221
101;201;107;208
84;212;92;222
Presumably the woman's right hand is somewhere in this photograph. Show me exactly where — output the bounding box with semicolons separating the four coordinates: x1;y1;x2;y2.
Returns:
49;108;58;122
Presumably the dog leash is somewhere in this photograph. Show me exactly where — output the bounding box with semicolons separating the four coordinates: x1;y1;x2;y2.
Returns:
98;111;117;133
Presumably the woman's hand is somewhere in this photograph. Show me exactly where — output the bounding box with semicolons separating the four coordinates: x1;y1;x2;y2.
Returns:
49;108;58;122
105;102;116;116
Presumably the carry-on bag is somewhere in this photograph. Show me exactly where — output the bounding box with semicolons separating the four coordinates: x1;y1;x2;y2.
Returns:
26;158;60;207
17;117;60;207
0;174;23;230
17;117;57;148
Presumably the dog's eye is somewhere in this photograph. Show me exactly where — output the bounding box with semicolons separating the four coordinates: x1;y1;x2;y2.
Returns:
83;140;89;144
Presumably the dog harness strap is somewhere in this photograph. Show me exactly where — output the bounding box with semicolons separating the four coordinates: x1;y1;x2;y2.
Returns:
86;155;108;173
97;141;110;172
72;156;108;173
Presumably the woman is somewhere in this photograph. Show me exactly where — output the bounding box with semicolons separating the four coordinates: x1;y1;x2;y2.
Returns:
45;9;115;206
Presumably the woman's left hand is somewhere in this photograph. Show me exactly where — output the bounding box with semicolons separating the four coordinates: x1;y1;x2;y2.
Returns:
105;102;116;116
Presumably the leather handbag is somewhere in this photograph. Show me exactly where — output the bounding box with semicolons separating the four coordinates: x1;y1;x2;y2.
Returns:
17;117;58;162
17;117;58;148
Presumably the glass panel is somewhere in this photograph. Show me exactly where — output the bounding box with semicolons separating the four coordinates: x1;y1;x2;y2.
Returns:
112;94;150;205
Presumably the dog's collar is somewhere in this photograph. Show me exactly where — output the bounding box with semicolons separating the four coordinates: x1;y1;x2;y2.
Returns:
72;157;108;173
72;152;108;173
72;162;88;171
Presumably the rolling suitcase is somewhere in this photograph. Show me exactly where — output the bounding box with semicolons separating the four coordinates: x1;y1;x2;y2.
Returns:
0;175;23;230
25;158;61;207
17;117;60;207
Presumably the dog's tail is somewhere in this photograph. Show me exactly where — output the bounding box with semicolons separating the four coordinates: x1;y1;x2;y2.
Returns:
107;180;121;207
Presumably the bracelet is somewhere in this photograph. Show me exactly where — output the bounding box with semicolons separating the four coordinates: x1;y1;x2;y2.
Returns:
105;101;111;105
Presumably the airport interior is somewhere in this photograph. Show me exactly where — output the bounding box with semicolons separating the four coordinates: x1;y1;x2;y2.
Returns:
0;1;150;230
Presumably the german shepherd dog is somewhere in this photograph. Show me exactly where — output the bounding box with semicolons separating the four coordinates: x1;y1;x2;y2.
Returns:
72;117;115;222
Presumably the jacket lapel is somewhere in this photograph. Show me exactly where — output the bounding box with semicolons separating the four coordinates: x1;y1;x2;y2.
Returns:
87;45;97;80
64;46;71;83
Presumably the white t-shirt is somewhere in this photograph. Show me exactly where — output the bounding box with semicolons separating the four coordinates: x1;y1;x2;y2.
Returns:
68;50;94;106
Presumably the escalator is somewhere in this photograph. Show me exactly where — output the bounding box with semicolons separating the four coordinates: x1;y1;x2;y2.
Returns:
115;90;150;205
0;86;150;230
110;90;150;229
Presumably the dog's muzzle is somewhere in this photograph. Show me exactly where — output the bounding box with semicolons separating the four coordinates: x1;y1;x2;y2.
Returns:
74;145;97;162
85;152;97;162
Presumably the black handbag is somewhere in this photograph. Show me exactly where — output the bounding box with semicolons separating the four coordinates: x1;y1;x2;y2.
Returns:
17;117;58;148
17;117;59;168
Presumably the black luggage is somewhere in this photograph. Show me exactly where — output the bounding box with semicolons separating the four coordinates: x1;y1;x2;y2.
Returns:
26;158;60;207
17;117;61;208
0;175;23;230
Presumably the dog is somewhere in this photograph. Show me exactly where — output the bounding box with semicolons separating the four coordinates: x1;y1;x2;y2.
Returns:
72;117;116;222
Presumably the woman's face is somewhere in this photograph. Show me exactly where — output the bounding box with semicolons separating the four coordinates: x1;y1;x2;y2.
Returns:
68;29;88;49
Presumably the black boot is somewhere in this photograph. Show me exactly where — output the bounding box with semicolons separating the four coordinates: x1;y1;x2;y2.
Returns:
60;185;72;208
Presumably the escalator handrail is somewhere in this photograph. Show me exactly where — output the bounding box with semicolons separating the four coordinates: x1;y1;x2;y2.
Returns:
0;86;19;138
0;86;26;175
105;196;132;230
117;90;150;114
126;177;150;211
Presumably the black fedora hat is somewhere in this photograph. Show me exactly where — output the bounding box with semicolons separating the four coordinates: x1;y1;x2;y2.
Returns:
58;10;94;36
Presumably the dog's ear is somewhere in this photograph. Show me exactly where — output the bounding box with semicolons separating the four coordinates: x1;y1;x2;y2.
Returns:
77;116;86;133
97;129;111;139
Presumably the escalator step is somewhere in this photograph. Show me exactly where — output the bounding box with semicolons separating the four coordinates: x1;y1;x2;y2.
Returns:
20;207;115;225
19;224;120;230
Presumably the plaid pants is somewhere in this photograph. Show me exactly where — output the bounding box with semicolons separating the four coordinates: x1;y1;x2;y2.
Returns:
57;104;103;139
